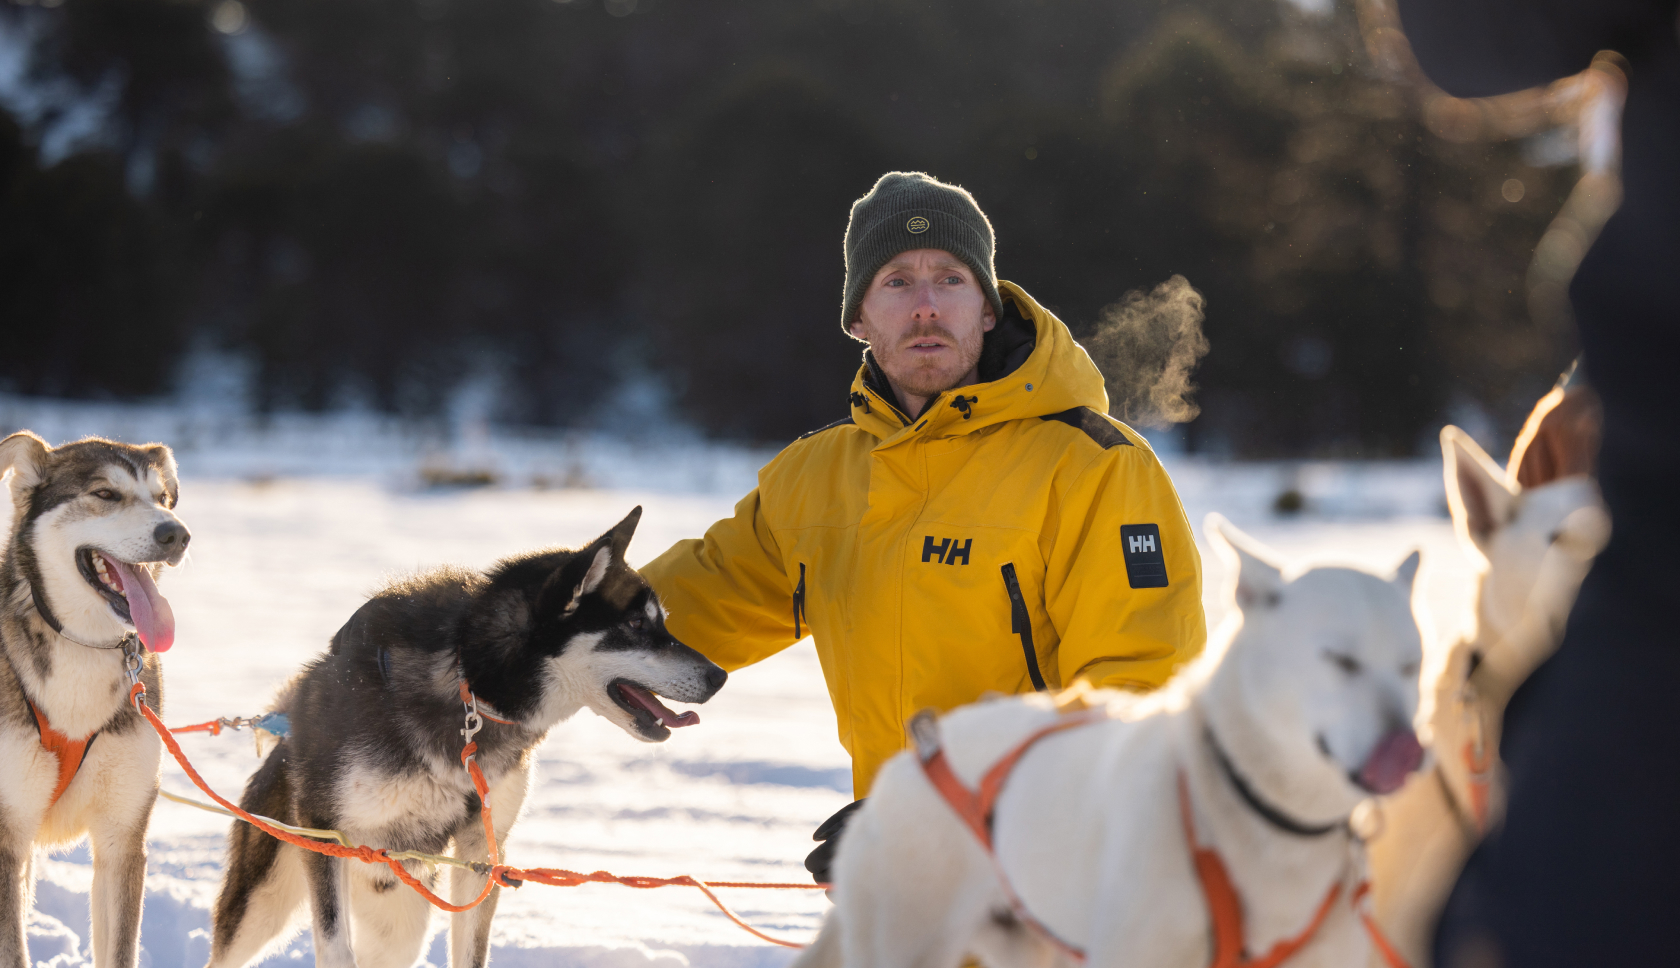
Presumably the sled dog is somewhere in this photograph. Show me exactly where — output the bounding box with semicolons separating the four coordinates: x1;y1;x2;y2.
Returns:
0;431;188;968
1364;426;1607;966
795;515;1424;968
205;507;727;968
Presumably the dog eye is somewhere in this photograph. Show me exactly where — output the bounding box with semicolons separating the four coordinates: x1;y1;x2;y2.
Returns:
91;488;119;502
1324;652;1362;675
627;617;644;630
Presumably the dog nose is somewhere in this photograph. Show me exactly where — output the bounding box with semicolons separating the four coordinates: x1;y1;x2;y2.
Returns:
154;520;191;550
704;665;728;695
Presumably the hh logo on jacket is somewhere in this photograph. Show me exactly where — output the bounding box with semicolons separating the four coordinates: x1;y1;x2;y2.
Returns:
1120;523;1169;588
922;536;972;565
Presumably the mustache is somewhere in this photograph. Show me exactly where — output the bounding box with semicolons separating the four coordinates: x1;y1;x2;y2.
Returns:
898;325;957;346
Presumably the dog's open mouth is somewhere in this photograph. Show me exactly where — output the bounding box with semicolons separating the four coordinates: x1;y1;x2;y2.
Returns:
75;547;176;652
609;678;700;740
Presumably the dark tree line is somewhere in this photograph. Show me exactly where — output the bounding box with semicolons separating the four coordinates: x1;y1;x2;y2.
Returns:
0;0;1574;455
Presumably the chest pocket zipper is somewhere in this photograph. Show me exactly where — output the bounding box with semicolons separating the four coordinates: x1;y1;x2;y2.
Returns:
1001;563;1047;692
793;562;807;640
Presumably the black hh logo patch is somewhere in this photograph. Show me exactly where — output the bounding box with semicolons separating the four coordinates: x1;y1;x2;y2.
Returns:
1120;524;1168;588
922;536;972;565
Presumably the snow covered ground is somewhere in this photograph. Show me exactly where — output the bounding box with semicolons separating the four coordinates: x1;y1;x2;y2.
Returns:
9;403;1484;968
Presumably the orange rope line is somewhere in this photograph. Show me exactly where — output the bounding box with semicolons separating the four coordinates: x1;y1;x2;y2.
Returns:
498;868;818;948
169;719;234;735
169;714;282;736
1461;739;1494;833
136;684;822;947
135;683;498;912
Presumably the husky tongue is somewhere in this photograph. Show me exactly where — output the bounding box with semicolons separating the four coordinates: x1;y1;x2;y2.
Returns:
1359;729;1424;795
104;556;175;653
619;682;699;728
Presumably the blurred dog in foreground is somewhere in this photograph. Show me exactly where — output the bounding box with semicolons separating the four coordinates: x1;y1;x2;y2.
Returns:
205;507;727;968
0;431;189;968
796;515;1424;968
1365;418;1607;967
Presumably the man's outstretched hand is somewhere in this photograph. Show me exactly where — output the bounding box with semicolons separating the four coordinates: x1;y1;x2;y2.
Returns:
804;800;865;885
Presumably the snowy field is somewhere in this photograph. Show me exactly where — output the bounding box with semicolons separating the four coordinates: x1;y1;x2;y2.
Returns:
8;400;1485;968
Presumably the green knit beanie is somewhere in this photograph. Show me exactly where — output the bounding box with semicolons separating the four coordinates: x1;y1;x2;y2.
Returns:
841;172;1003;337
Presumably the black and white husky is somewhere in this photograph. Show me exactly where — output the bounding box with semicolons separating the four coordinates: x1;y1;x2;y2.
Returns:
207;507;727;968
0;431;189;968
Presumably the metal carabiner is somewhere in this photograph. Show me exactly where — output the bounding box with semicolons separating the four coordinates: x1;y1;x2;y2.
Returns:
460;696;485;775
122;635;146;709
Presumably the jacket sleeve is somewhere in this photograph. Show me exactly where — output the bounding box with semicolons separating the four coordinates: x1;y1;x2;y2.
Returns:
638;488;799;672
1043;438;1206;691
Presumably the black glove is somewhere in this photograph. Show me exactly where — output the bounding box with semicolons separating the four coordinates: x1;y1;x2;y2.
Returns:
803;799;865;885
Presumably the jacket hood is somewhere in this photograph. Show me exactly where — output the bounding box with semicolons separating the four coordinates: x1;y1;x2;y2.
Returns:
848;281;1110;442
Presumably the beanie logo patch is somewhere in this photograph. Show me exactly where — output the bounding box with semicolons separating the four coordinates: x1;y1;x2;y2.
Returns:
905;216;930;234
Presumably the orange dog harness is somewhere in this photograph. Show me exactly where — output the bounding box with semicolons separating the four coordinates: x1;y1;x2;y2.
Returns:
919;706;1410;968
29;701;96;808
919;709;1105;959
1175;771;1342;968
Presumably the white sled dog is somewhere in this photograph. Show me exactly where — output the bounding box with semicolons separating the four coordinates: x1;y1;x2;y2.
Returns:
1364;426;1607;966
205;507;727;968
0;431;189;968
796;515;1424;968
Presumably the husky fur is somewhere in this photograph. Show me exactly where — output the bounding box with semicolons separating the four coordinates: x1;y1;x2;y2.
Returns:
0;431;189;968
1364;426;1608;966
794;515;1424;968
206;507;726;968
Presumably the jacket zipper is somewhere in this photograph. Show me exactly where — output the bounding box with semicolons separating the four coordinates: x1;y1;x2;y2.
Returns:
1001;563;1047;691
793;562;807;640
872;387;911;426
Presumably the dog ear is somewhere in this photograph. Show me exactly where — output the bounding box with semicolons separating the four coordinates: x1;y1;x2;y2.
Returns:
578;546;611;596
553;546;611;618
555;508;647;617
143;443;180;506
1392;549;1421;591
607;506;642;562
1204;512;1284;610
1441;426;1515;555
562;506;643;613
0;431;49;492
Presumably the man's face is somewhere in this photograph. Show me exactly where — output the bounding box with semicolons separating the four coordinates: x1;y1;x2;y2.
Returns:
850;249;996;405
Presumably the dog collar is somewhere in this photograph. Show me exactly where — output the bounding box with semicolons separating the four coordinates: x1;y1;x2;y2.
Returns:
457;680;518;726
29;581;138;651
453;658;519;727
1205;727;1344;838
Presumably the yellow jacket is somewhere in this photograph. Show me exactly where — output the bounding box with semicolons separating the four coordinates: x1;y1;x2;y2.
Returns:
643;282;1205;795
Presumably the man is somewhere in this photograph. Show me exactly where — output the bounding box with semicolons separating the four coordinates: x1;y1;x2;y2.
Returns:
641;172;1206;881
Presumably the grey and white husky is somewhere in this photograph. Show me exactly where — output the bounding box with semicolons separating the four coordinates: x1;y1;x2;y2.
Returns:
206;507;727;968
0;431;190;968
